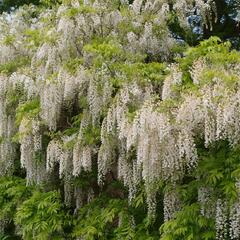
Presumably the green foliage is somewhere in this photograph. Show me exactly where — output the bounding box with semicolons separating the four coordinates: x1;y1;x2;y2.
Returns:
109;62;168;102
55;113;101;149
73;196;126;239
0;177;72;239
5;86;25;116
73;170;97;190
0;57;30;76
174;36;240;94
63;58;83;74
0;177;32;224
24;29;42;48
160;203;215;240
0;234;9;240
179;37;222;70
0;176;161;240
61;114;82;137
40;0;61;7
15;98;40;126
197;141;240;203
84;41;125;69
81;124;101;146
113;62;168;85
84;41;123;60
84;39;143;70
72;193;159;240
64;5;96;17
24;27;58;48
2;35;16;46
15;190;70;240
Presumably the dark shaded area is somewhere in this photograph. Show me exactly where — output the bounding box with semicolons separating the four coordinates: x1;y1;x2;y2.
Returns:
204;0;240;48
168;0;240;48
0;0;41;12
0;0;62;12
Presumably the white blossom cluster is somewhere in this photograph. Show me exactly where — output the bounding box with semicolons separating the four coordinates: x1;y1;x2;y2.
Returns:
216;199;228;240
0;6;38;65
46;136;74;205
163;188;181;222
214;182;240;240
46;136;73;180
0;76;17;176
198;187;215;217
19;117;45;184
230;201;240;240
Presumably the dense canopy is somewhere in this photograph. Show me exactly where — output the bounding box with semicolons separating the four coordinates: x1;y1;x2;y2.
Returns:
0;0;240;239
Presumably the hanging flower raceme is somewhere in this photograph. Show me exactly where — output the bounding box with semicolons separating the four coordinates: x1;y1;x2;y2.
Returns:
19;117;45;184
